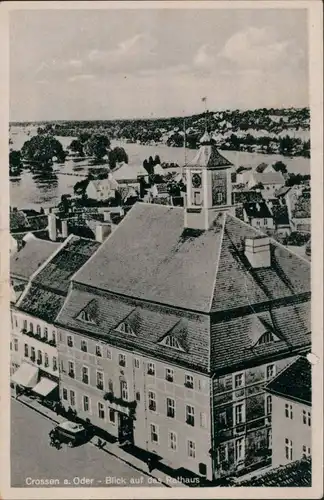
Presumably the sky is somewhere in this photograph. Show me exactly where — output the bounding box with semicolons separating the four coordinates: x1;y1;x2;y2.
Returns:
10;8;309;121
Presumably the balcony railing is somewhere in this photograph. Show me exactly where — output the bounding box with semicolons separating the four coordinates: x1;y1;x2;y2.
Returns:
21;329;57;347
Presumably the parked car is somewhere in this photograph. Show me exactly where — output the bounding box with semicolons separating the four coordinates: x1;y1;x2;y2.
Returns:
51;421;89;447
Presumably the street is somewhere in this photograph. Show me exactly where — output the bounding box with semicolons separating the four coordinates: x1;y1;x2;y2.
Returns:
11;399;163;488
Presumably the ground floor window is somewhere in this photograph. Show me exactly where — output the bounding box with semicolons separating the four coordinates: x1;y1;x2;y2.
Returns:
83;395;90;413
285;438;293;460
150;423;159;444
70;390;75;407
168;431;177;451
108;408;116;424
62;388;68;400
98;402;105;420
235;438;245;462
187;439;196;458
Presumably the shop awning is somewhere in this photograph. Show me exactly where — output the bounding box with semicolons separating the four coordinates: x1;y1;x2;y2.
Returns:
32;378;58;397
11;363;38;388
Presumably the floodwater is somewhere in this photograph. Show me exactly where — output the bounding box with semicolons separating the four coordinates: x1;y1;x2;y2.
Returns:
9;126;310;210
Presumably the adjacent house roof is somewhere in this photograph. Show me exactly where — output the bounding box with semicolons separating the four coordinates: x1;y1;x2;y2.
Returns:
10;238;60;280
252;172;285;185
266;356;311;405
236;457;311;487
72;203;310;314
111;162;147;182
274;186;292;197
87;177;119;193
17;236;100;322
243;202;273;219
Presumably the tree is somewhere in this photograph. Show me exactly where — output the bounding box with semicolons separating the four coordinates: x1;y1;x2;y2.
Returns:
279;135;294;156
272;161;288;174
21;135;66;166
84;134;110;160
79;132;91;143
9;150;22;169
154;155;161;165
69;139;84;157
108;147;128;169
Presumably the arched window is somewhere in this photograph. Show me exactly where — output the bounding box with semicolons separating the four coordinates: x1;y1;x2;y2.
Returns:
36;325;41;335
29;322;34;333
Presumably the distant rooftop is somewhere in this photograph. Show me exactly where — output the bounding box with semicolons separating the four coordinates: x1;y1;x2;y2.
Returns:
10;238;60;280
266;356;311;405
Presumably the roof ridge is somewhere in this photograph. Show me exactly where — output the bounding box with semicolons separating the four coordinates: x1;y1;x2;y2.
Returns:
208;213;226;314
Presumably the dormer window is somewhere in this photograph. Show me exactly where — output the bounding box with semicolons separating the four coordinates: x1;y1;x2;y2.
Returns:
115;321;135;336
80;310;96;324
160;335;184;351
255;331;276;346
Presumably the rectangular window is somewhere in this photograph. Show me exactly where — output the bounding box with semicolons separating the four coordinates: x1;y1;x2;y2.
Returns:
67;335;73;347
107;348;112;360
267;428;272;449
217;193;223;203
148;391;156;412
186;405;195;426
266;395;272;415
264;219;268;226
285;403;293;419
118;353;126;367
266;364;276;380
234;372;244;388
109;408;116;424
169;431;177;451
23;319;27;330
44;353;49;367
14;316;18;328
30;347;35;362
165;368;174;383
37;349;42;364
136;391;140;402
134;358;140;369
82;366;89;384
302;409;307;424
120;380;128;401
81;340;88;352
285;438;293;460
193;191;201;206
52;331;56;344
234;403;245;425
14;339;18;352
83;395;90;413
147;362;155;376
200;412;207;428
36;325;41;336
68;361;75;378
98;402;105;420
218;443;228;464
235;438;245;461
166;398;175;418
24;343;29;357
187;440;196;458
307;411;311;426
150;423;159;443
29;322;34;333
95;345;102;357
96;370;104;390
43;327;48;340
70;390;75;407
185;374;194;389
62;388;68;400
52;357;57;371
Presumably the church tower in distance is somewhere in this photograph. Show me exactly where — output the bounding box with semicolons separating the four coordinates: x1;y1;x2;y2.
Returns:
184;130;234;231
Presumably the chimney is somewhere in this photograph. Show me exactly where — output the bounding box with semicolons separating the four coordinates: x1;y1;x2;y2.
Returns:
245;236;271;269
61;220;69;239
95;222;111;243
48;214;57;241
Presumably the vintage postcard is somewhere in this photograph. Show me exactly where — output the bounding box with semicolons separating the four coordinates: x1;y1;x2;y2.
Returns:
0;1;323;499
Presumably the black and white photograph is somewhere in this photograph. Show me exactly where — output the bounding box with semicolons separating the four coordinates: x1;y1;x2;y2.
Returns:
0;1;323;498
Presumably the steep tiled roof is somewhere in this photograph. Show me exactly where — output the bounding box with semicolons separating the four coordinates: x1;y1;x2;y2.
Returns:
266;356;311;405
210;300;310;372
236;458;311;487
73;203;310;314
56;286;210;372
17;236;100;323
18;284;66;323
33;236;100;294
10;239;60;280
243;202;273;219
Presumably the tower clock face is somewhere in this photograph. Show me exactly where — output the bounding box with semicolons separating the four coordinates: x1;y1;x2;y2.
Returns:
191;173;202;188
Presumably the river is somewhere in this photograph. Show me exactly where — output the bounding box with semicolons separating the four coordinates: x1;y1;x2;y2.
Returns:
9;126;310;211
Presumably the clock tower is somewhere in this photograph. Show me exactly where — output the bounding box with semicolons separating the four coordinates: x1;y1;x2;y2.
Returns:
184;130;234;230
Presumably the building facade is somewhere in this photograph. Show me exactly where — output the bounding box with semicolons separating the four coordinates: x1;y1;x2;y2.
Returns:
266;356;312;468
53;134;310;482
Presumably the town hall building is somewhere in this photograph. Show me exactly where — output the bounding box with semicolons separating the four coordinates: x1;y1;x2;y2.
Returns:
54;132;311;481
